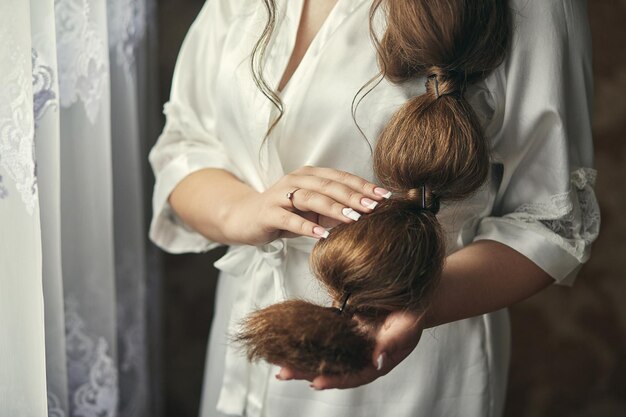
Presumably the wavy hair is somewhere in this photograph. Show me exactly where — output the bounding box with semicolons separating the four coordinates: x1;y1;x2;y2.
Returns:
237;0;511;375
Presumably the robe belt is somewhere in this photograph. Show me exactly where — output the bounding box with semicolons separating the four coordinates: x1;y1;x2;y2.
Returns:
213;236;317;417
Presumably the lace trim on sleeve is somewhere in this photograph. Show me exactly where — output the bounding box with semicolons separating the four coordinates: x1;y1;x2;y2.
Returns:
501;167;600;263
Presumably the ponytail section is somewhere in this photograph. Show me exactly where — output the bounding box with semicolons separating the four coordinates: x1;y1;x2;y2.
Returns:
237;0;511;375
236;300;375;375
374;0;510;201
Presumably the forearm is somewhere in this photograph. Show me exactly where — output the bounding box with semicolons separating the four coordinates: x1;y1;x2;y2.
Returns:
168;168;258;245
423;239;555;329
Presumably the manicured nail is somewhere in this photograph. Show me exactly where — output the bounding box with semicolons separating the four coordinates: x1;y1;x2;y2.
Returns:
342;207;361;221
376;353;385;371
374;187;392;199
361;197;378;209
313;226;330;238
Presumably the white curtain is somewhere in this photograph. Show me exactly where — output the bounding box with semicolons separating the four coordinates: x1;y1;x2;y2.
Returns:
0;0;161;416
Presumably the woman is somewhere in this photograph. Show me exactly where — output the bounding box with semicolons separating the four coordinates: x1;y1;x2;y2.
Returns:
149;0;600;416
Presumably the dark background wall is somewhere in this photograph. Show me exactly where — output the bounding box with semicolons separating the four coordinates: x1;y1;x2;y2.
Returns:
155;1;626;416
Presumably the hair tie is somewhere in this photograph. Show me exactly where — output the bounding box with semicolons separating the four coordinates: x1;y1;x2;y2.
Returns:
419;184;440;215
405;185;440;214
426;69;466;98
420;184;427;209
336;291;352;316
427;74;440;98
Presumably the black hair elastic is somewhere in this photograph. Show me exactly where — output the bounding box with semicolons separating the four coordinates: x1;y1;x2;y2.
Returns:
336;291;352;316
420;184;427;209
419;184;441;215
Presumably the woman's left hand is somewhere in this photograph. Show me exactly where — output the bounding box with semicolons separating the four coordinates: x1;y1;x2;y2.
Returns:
275;310;426;390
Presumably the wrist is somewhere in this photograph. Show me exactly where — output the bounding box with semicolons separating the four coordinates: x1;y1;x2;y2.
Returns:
220;188;259;245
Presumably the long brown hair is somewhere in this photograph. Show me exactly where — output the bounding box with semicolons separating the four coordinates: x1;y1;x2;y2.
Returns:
237;0;511;375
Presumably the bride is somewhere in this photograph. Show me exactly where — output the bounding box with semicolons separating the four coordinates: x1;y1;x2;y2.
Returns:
149;1;599;416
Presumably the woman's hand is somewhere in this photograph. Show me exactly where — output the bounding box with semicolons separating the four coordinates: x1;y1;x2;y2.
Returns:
275;310;425;390
223;165;390;246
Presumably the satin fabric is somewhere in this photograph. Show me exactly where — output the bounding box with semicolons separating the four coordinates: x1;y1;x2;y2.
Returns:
148;0;599;416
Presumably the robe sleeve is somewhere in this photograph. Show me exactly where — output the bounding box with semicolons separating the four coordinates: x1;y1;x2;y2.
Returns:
148;0;243;254
473;0;600;286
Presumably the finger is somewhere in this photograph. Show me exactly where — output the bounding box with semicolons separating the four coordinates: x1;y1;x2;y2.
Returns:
311;367;381;390
279;211;324;238
311;349;401;390
295;166;391;201
276;367;316;382
370;312;424;368
270;208;329;239
293;175;382;214
284;188;363;225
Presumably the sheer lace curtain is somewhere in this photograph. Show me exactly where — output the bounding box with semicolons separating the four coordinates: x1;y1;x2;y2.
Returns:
0;0;161;416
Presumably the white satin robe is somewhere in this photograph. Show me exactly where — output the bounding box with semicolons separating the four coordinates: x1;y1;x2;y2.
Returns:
148;0;600;416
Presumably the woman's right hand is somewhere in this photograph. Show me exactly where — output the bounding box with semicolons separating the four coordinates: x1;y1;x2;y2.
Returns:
223;165;391;246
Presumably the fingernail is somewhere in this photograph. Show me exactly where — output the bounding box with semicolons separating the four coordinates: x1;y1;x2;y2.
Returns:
275;373;284;380
361;197;378;210
374;187;392;199
313;226;330;238
342;207;361;221
310;383;321;391
376;353;385;371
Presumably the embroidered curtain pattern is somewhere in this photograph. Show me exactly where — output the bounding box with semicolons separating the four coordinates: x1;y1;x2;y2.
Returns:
0;0;160;416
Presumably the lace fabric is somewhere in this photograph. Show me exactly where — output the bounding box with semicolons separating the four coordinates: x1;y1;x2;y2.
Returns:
1;1;155;416
55;0;108;124
0;32;37;214
32;49;57;125
505;167;600;263
0;40;57;214
107;0;147;81
65;297;119;417
47;392;66;417
31;47;58;200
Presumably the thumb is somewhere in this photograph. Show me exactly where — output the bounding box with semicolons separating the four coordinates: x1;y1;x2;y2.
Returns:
370;326;400;371
371;311;424;370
